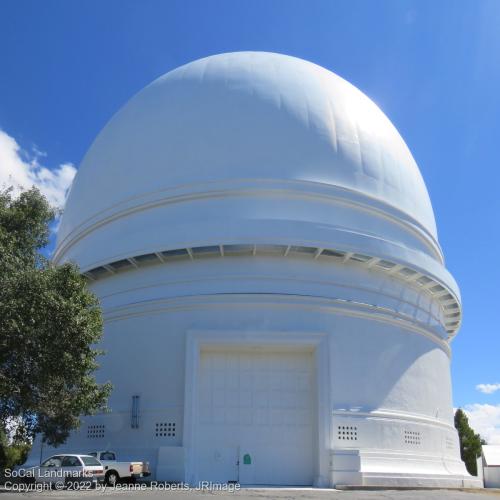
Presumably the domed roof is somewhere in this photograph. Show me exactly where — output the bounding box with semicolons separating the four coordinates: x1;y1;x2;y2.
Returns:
58;51;436;246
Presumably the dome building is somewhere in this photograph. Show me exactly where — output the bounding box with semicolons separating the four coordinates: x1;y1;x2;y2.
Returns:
41;52;478;487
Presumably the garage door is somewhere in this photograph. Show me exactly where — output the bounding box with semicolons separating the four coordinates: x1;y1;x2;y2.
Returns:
197;349;314;485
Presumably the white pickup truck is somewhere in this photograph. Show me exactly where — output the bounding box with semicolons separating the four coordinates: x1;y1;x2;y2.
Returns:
88;451;150;486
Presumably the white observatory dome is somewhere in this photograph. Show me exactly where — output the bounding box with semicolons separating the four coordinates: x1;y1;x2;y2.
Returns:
58;52;437;253
43;52;477;489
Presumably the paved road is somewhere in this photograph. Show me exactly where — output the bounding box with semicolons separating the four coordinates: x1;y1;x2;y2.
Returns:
1;485;500;500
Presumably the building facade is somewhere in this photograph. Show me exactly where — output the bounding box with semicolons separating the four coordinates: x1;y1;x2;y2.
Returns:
32;52;480;487
478;446;500;488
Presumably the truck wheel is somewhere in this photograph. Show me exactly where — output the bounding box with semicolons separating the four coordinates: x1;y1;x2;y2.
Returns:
105;470;119;487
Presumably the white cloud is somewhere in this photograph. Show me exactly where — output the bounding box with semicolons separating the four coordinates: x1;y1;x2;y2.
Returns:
0;129;76;209
463;404;500;445
476;383;500;394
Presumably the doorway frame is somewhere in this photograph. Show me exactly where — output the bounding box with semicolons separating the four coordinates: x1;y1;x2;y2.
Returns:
183;329;331;486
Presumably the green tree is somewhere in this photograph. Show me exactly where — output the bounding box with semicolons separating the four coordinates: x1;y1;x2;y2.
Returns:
454;408;483;476
0;187;111;467
0;427;30;470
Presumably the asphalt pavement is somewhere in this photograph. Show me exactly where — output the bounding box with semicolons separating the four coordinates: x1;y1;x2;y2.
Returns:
1;484;500;500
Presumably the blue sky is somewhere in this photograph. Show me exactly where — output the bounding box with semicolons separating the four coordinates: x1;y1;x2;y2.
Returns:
1;0;499;440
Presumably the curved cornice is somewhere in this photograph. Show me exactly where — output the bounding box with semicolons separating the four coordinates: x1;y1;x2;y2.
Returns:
96;272;445;332
54;178;444;264
101;293;451;356
75;238;461;338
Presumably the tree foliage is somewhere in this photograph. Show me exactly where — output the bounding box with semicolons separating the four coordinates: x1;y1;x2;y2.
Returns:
0;187;111;460
0;428;30;470
454;408;483;476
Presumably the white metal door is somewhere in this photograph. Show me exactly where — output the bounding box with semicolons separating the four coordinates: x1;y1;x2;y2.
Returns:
197;349;314;485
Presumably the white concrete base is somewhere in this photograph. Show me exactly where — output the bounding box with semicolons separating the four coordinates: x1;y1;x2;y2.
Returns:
339;474;483;489
156;446;185;482
332;449;482;489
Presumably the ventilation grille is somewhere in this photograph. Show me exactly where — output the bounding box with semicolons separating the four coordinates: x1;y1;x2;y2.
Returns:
404;430;421;445
155;422;176;437
446;437;455;450
337;425;357;441
131;395;140;429
87;424;105;439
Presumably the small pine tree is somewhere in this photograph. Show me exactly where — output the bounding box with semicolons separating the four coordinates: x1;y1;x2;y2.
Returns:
454;408;483;476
